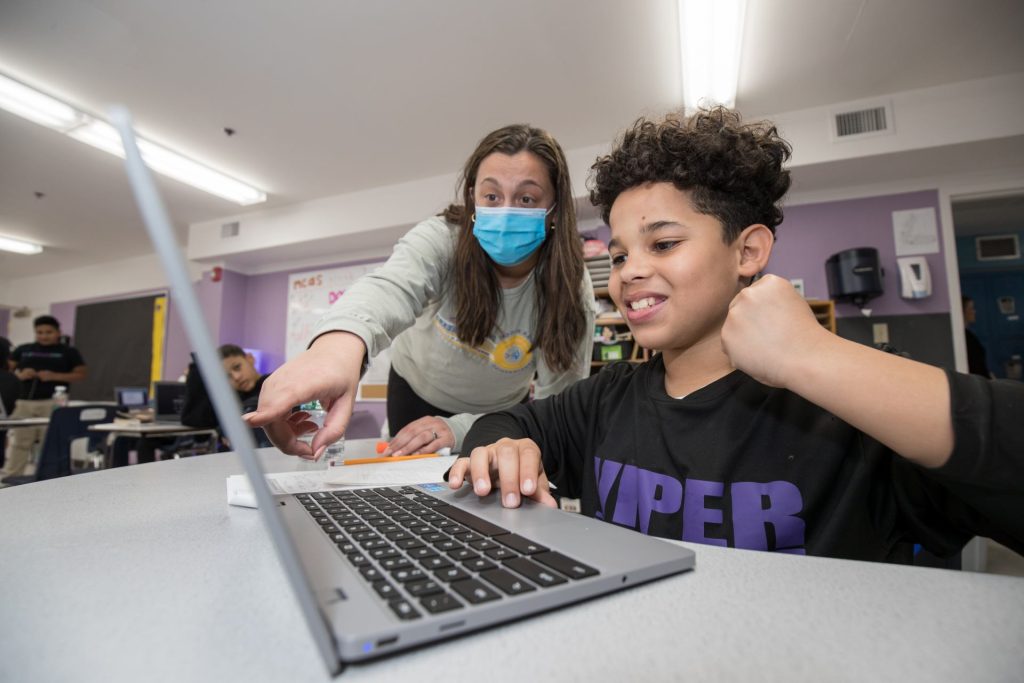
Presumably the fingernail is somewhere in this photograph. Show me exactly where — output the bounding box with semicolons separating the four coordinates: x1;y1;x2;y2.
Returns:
474;478;487;494
522;479;535;494
504;492;519;508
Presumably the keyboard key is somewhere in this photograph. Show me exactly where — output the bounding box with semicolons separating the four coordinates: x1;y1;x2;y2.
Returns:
345;552;370;568
420;593;463;614
369;547;399;560
479;568;536;596
391;568;428;583
448;548;479;562
420;556;453;571
532;551;599;579
503;557;567;587
484;547;517;561
435;505;509;537
395;537;426;550
494;534;548;555
408;547;438;560
405;579;444;597
389;599;421;620
360;566;384;581
434;566;470;583
450;578;502;605
463;557;497;572
379;557;412;571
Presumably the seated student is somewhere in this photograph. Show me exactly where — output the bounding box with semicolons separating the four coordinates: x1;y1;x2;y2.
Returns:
448;107;1024;563
121;344;271;465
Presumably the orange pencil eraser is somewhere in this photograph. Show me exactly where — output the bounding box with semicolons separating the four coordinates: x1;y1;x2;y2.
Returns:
376;441;387;454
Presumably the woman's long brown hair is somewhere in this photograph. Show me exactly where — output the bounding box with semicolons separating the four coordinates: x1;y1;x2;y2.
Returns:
442;124;586;374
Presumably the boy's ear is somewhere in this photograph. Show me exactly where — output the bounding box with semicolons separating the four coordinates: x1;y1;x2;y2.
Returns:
736;224;774;279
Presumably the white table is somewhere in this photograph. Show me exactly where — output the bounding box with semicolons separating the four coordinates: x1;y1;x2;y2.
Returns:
1;441;1022;682
88;421;220;438
0;417;50;428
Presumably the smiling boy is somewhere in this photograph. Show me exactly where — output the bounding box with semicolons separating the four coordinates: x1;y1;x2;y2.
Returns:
447;107;1024;562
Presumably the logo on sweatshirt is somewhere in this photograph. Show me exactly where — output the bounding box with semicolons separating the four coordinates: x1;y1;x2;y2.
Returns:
433;314;533;373
592;456;807;554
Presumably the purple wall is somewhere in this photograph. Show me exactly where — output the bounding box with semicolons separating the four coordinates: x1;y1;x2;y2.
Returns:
767;190;949;317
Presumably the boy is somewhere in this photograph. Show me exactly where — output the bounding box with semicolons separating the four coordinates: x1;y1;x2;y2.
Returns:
2;316;87;481
118;344;269;465
448;107;1024;563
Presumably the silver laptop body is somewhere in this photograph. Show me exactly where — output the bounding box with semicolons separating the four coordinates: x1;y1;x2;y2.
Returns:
111;108;695;676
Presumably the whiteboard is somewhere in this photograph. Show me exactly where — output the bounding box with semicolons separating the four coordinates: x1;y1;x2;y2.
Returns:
286;262;390;401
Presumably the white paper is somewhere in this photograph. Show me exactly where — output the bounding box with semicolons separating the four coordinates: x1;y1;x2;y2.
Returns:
893;207;939;256
226;457;454;508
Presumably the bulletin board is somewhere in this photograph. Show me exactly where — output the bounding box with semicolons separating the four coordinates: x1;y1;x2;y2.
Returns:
286;262;390;401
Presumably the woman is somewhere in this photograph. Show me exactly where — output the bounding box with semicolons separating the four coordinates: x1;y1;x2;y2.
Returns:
247;124;595;459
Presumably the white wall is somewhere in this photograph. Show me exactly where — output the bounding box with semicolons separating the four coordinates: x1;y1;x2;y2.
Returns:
0;252;204;344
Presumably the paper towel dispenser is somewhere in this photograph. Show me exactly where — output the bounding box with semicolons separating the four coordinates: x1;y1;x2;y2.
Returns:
825;247;884;307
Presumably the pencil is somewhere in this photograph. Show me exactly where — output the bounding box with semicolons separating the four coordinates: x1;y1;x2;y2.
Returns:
341;452;441;466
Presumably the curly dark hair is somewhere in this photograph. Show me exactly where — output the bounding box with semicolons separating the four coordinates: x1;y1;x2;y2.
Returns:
588;106;792;243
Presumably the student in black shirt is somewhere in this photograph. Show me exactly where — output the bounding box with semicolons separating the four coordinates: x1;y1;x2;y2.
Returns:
448;107;1023;563
124;344;271;464
2;316;87;481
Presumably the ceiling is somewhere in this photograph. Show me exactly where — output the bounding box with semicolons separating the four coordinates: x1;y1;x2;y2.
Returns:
1;0;1023;280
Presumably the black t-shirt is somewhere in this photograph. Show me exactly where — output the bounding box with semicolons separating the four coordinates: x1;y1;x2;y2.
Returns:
463;356;1024;563
12;342;86;400
179;361;267;429
0;370;19;415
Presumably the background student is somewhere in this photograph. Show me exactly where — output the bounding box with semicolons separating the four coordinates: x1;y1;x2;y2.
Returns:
449;107;1024;563
114;344;271;465
248;123;595;460
962;296;993;378
1;316;87;481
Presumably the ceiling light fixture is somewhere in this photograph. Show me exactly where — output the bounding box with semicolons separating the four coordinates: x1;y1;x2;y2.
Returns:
0;72;267;205
678;0;747;112
0;234;43;255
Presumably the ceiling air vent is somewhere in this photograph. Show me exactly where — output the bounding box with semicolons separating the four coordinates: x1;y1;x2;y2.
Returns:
976;234;1020;261
221;221;240;238
830;101;894;141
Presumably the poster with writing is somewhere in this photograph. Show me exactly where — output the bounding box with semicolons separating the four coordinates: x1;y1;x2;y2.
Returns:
286;262;389;401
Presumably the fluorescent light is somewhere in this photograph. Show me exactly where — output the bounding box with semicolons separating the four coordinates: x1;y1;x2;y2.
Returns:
0;72;267;205
678;0;747;112
0;73;85;131
0;234;43;255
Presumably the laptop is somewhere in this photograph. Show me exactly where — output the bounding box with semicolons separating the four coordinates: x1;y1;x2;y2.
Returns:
114;386;148;410
110;108;695;675
152;381;186;423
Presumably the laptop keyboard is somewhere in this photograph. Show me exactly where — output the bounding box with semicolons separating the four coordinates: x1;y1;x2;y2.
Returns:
295;487;599;621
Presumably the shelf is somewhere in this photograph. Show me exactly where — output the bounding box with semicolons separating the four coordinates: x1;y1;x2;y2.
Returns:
807;299;836;333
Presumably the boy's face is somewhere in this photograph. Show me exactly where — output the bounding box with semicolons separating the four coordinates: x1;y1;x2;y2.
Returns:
221;353;260;392
34;324;60;346
607;183;746;355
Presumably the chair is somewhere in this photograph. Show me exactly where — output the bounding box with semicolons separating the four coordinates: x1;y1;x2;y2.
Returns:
2;404;119;485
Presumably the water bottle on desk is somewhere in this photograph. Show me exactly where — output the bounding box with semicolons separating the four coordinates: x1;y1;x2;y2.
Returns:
51;386;69;411
296;400;345;468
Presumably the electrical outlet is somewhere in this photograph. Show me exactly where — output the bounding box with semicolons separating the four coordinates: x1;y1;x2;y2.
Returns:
872;323;889;345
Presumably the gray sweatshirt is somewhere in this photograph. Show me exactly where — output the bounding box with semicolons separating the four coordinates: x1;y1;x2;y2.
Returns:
311;216;596;451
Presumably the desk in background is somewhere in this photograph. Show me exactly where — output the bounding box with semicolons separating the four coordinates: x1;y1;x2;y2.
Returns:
0;442;1021;682
0;417;50;428
88;422;221;467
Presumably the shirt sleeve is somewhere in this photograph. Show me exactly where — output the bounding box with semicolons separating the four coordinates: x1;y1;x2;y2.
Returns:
309;217;454;360
891;370;1024;556
532;267;596;400
67;346;86;368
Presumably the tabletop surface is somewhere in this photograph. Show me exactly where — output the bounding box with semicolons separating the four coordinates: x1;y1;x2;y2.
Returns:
87;421;218;434
0;416;50;427
1;440;1022;683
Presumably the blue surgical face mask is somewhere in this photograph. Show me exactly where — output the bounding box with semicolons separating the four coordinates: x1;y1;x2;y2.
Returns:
472;205;554;266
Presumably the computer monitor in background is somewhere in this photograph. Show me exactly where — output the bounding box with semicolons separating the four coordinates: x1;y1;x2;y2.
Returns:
152;381;186;423
115;386;149;409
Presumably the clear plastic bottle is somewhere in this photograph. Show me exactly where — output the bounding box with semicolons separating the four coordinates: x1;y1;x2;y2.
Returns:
297;400;345;468
51;385;69;411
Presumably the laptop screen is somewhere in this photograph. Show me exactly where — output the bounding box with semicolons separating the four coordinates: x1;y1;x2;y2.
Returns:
115;386;148;408
153;382;186;420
